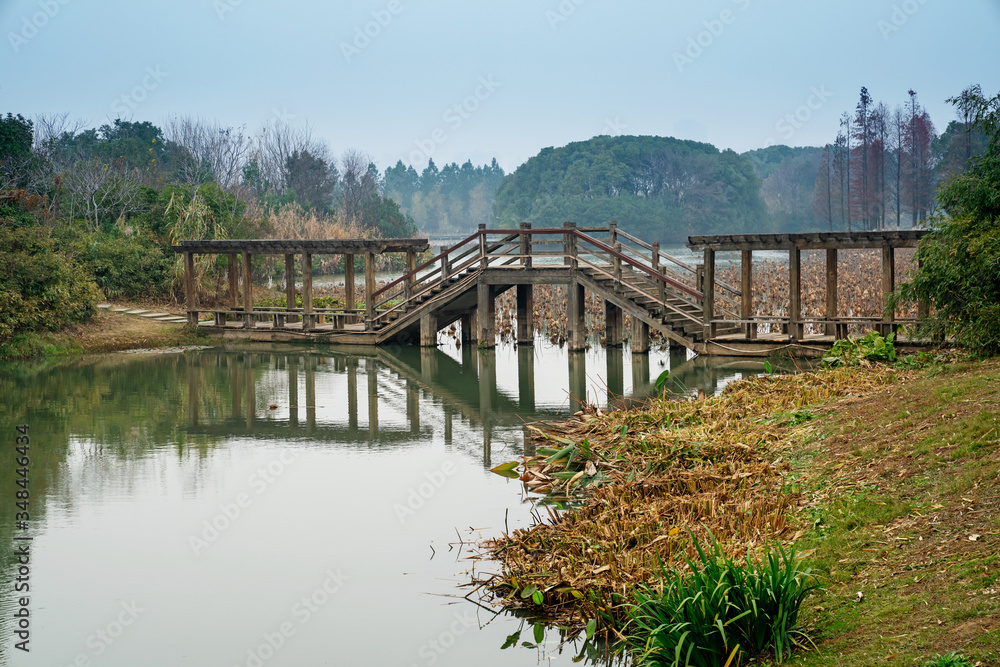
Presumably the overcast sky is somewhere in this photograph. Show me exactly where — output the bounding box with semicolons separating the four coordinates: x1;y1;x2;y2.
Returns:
2;0;999;172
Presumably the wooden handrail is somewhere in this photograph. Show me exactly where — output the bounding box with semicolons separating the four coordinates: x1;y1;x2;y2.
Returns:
371;230;479;300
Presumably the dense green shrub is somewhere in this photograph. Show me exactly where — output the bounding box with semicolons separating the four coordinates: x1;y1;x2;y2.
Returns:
893;86;1000;357
627;536;819;666
81;232;173;299
0;222;101;344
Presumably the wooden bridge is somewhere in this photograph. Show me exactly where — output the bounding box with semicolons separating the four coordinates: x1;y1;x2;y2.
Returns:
173;225;928;357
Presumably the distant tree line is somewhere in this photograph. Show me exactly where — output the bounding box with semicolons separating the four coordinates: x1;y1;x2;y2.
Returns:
383;158;505;233
812;88;988;231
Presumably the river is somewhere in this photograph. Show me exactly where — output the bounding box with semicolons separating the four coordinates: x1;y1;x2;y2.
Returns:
0;340;779;667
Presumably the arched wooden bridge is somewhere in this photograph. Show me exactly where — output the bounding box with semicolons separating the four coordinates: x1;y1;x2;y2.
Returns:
173;225;928;357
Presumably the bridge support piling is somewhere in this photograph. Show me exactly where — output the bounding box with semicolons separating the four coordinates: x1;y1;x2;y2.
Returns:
516;284;534;345
632;318;650;354
227;253;239;313
517;346;535;411
605;302;623;347
568;279;586;351
477;282;496;347
184;251;198;326
702;249;716;340
420;313;438;347
284;254;296;325
631;348;650;394
568;351;587;413
460;313;474;345
364;252;376;331
302;253;314;331
607;347;624;404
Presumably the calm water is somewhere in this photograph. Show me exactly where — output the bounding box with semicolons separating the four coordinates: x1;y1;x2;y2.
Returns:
0;340;776;667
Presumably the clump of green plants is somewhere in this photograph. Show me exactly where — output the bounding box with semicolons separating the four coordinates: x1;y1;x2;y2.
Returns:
922;652;974;667
627;535;819;666
821;331;896;367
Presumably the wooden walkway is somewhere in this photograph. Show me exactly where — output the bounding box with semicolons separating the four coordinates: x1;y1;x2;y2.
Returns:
173;226;930;357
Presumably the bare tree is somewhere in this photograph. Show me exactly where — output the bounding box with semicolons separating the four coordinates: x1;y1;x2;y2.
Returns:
337;149;379;223
165;116;252;193
253;119;330;195
63;158;143;229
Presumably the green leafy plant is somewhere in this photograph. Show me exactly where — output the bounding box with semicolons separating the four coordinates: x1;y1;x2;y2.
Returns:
627;534;820;666
654;369;671;395
922;652;974;667
821;331;896;367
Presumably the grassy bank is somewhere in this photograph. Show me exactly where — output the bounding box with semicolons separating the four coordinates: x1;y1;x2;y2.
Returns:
0;304;212;360
479;358;999;666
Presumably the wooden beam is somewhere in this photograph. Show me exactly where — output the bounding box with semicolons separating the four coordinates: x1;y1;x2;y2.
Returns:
184;251;197;325
702;248;716;340
344;254;356;316
789;248;803;340
364;251;376;329
826;249;838;337
516;284;534;345
302;253;314;330
741;249;755;339
242;251;253;329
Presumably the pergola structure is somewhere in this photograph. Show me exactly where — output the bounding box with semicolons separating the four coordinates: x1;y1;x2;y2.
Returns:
687;230;929;341
172;238;429;330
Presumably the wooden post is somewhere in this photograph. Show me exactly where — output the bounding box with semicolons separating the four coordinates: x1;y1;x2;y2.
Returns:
568;279;586;350
917;255;929;323
516;284;533;345
568;350;586;413
344;253;356;318
302;253;314;331
227;253;238;311
364;251;375;330
441;247;451;280
242;251;253;329
184;251;198;326
632;317;650;354
702;249;716;340
420;312;438;347
519;222;532;268
882;244;895;335
605;302;623;347
740;250;755;339
404;250;416;301
652;242;664;313
825;248;838;338
477;280;495;347
564;221;578;270
478;223;487;269
789;247;803;340
283;254;295;328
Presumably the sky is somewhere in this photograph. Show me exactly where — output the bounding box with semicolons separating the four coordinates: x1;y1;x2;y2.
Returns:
2;0;999;173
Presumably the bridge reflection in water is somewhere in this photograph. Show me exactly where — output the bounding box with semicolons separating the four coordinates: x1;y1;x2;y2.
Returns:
182;344;772;468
